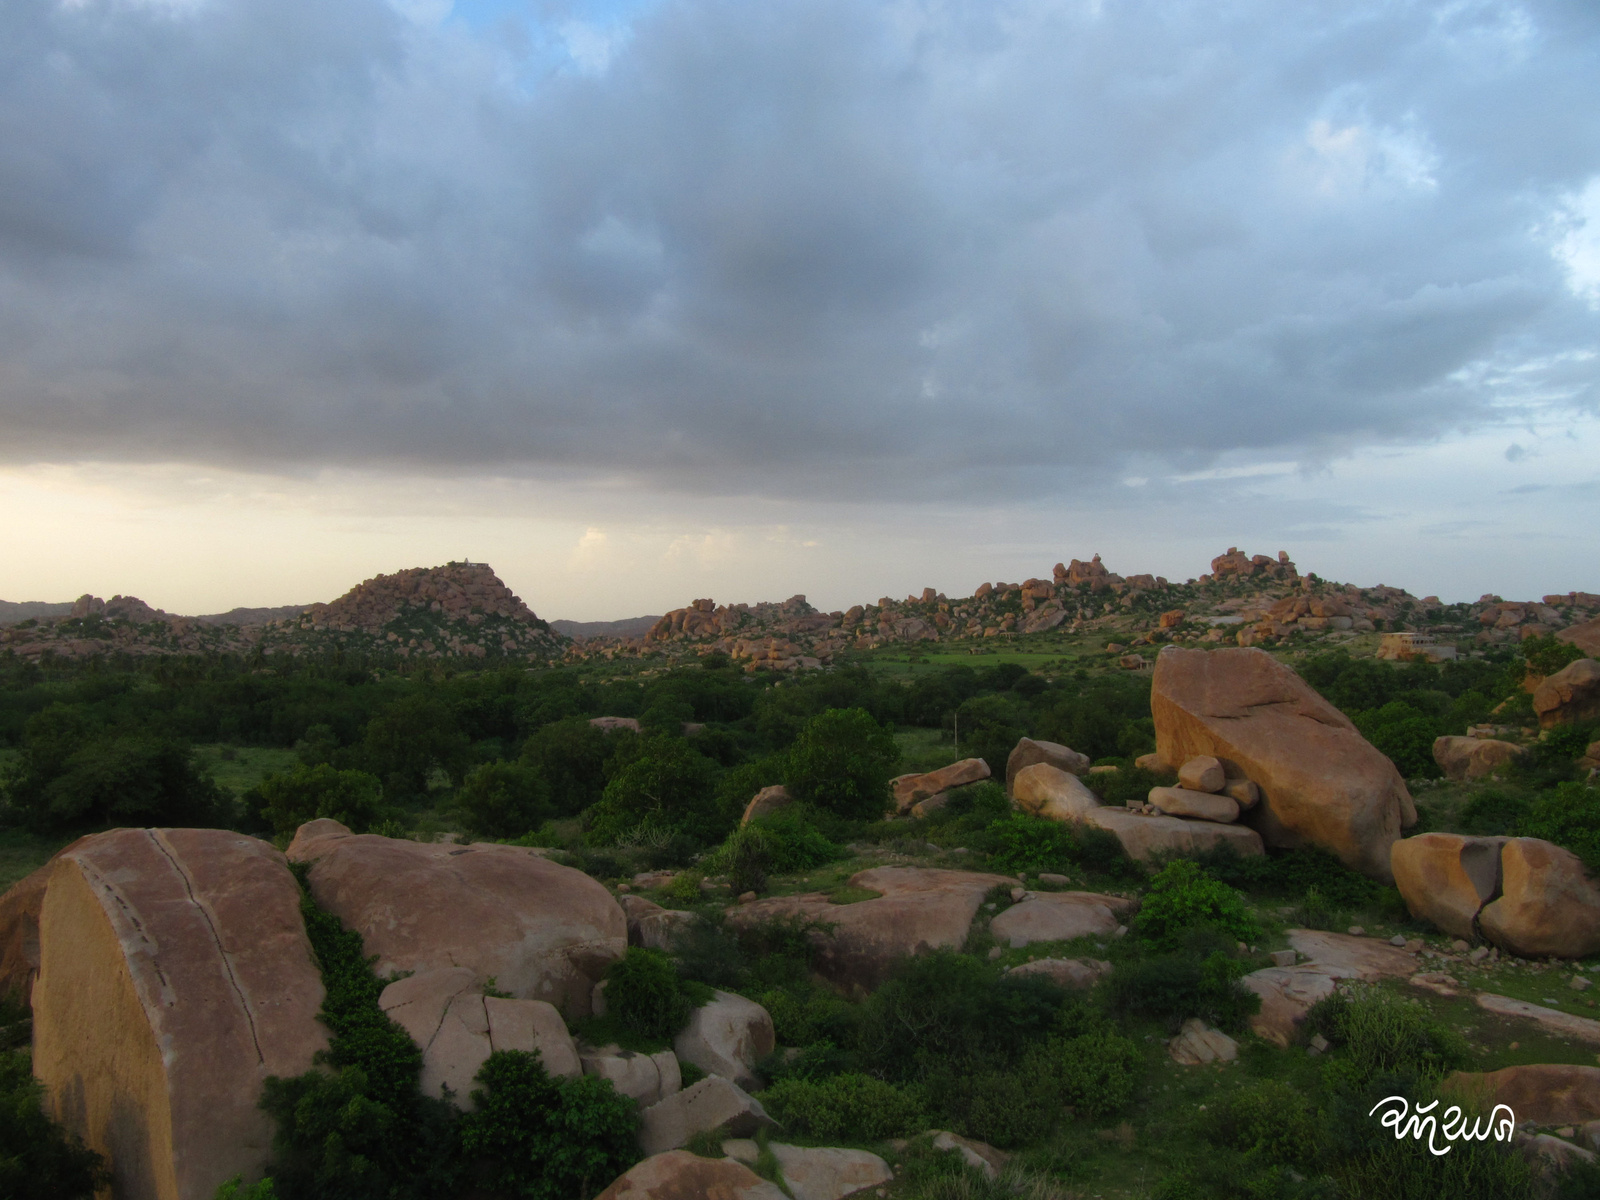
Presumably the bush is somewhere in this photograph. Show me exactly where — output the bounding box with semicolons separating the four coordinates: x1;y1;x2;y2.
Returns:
602;948;699;1044
584;736;723;846
924;1066;1057;1147
453;761;551;839
1457;788;1531;837
459;1050;638;1200
0;1050;108;1199
986;813;1081;876
759;1072;925;1140
1132;860;1257;949
1307;986;1469;1089
1355;701;1446;780
1105;938;1260;1033
1523;633;1587;680
1204;1079;1320;1169
704;809;842;895
1195;845;1378;908
520;719;629;818
785;708;900;821
1040;1030;1142;1120
251;763;385;837
1519;782;1600;875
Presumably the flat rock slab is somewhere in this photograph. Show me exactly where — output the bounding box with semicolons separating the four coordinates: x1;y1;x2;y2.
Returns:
288;820;625;1017
1004;957;1112;989
1240;965;1339;1047
1286;929;1417;979
33;828;328;1200
892;759;991;813
727;867;1015;991
1147;786;1239;823
989;892;1133;948
595;1150;787;1200
1445;1065;1600;1126
929;1131;1009;1180
1151;646;1416;881
1476;994;1600;1045
1083;806;1264;862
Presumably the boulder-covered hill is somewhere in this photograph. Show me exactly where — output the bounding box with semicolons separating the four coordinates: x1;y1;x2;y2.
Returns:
567;547;1600;672
0;563;565;662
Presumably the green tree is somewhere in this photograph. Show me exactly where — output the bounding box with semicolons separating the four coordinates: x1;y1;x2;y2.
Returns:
584;736;721;844
785;708;898;821
0;1050;108;1199
520;719;629;817
250;764;385;837
361;696;469;800
454;761;551;839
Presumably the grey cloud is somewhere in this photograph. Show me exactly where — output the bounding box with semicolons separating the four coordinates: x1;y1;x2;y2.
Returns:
0;0;1597;501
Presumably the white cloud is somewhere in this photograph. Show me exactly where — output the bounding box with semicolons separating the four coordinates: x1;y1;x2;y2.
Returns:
1553;176;1600;307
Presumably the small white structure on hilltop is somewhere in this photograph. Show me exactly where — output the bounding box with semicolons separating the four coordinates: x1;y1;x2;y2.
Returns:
1376;631;1457;663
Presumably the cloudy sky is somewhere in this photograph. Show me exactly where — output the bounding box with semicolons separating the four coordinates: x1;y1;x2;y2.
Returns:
1;0;1597;619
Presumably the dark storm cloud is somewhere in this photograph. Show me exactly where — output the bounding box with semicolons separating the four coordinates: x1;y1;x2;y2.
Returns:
0;0;1597;498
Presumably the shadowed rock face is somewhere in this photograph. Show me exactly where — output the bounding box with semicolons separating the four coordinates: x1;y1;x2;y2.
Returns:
1391;833;1505;939
595;1149;787;1200
32;828;328;1200
1151;646;1415;881
287;820;626;1018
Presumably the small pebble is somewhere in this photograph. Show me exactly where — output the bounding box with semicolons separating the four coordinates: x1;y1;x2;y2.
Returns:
737;891;757;904
1114;924;1128;938
1572;976;1592;992
1010;887;1027;902
1406;939;1423;953
988;947;1003;960
1390;934;1407;947
1452;939;1471;952
1469;946;1488;963
617;883;631;892
1348;925;1365;937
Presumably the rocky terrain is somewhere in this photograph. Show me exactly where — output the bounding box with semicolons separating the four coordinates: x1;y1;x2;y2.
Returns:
568;547;1600;672
0;562;564;662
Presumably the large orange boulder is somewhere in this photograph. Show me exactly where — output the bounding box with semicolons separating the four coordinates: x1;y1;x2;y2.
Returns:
32;828;328;1200
1004;738;1089;796
1479;839;1600;959
1391;833;1504;939
1011;764;1102;822
725;867;1013;991
1533;659;1600;729
1432;736;1523;782
1151;647;1416;881
0;835;94;1001
1559;617;1600;658
288;820;625;1017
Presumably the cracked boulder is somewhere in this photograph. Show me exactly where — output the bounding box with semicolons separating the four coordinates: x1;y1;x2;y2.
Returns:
379;967;581;1103
890;759;992;814
288;820;625;1017
673;990;774;1090
578;1044;682;1106
638;1076;776;1156
1392;833;1505;940
1151;647;1416;881
1480;839;1600;959
1534;659;1600;729
32;828;327;1200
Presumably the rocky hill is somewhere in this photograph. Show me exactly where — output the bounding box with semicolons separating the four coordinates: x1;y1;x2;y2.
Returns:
551;615;662;640
0;563;565;662
567;547;1600;671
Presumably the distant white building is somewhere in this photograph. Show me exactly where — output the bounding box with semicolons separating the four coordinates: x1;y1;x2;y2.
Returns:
1376;631;1456;663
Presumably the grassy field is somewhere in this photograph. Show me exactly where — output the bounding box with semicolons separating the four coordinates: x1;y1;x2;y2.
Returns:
191;743;301;799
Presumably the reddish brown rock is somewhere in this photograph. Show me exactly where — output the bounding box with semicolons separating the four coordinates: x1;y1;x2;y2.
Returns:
1533;659;1600;729
891;759;991;813
1559;617;1600;659
1147;787;1239;823
32;829;328;1200
1004;738;1090;796
595;1149;787;1200
740;784;792;825
1479;838;1600;959
288;821;625;1017
1285;929;1417;979
1391;833;1505;939
0;835;95;1001
1004;957;1112;989
1241;965;1339;1047
1151;647;1416;881
1081;806;1264;861
1432;736;1524;781
725;867;1014;991
989;892;1133;947
1177;756;1226;793
1445;1065;1600;1126
591;716;644;733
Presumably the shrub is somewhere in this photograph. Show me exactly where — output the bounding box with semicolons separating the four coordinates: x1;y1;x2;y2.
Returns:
1523;633;1587;680
584;736;722;845
1132;860;1257;949
1518;782;1600;875
0;1049;108;1200
361;695;470;800
1355;701;1445;780
1105;939;1260;1033
251;763;385;837
1084;765;1174;808
1204;1079;1320;1169
986;813;1081;876
1044;1030;1142;1120
1307;986;1469;1089
453;761;551;839
459;1050;638;1200
602;948;700;1044
924;1067;1057;1147
520;719;627;818
1457;788;1531;837
785;708;900;821
1195;845;1379;908
758;1073;925;1141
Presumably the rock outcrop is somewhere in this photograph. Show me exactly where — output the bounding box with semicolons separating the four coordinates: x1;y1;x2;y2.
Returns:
619;896;698;952
722;1142;893;1200
989;892;1133;948
891;759;991;814
740;785;792;825
1432;736;1524;782
1003;957;1112;989
579;1045;682;1106
32;828;328;1200
1534;660;1600;729
638;1077;776;1157
1151;646;1416;881
1445;1065;1600;1126
1147;787;1239;823
1078;806;1265;862
287;820;625;1017
726;867;1014;990
379;967;581;1103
